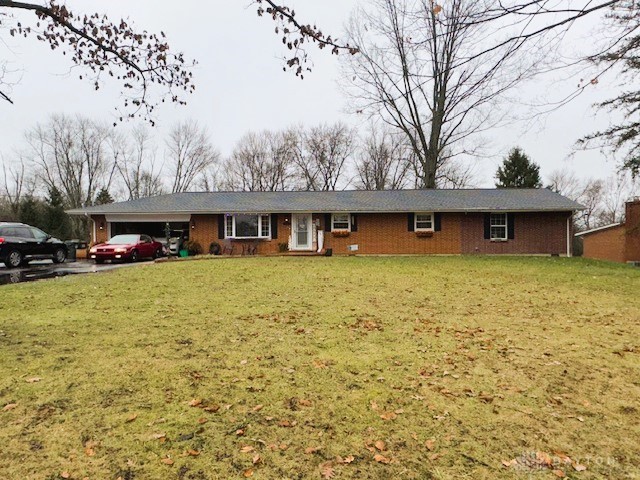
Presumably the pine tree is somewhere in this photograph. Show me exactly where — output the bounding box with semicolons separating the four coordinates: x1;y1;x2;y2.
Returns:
44;186;72;240
495;147;542;188
18;196;45;228
94;188;114;205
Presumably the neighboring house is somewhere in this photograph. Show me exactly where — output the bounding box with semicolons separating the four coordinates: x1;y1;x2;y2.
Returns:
575;199;640;264
67;189;582;256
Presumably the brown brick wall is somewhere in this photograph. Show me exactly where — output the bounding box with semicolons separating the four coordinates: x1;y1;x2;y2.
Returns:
322;213;462;255
92;211;572;256
190;214;291;255
582;225;627;263
92;215;108;244
461;212;570;255
625;201;640;262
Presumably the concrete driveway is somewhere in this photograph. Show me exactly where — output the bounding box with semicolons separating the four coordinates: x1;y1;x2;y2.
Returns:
0;259;153;286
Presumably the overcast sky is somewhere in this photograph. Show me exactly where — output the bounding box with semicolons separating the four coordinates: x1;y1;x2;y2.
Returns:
0;0;630;188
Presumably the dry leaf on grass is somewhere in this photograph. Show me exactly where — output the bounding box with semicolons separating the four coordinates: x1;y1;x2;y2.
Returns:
252;454;261;465
252;404;264;412
379;411;397;421
425;439;435;451
203;404;220;412
188;398;202;407
26;377;41;383
298;399;313;407
60;472;70;479
186;449;200;456
240;445;255;453
374;440;386;451
126;413;138;423
320;462;335;478
374;454;391;464
2;403;17;412
552;469;565;478
573;463;587;472
243;468;254;477
305;446;322;454
197;417;208;424
160;457;174;465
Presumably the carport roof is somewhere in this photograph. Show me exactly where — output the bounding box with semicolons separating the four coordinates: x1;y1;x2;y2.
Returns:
66;189;584;215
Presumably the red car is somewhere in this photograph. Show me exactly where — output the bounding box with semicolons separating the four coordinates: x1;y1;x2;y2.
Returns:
89;234;163;264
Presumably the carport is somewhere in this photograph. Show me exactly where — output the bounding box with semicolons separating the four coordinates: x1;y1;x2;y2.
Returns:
99;214;191;243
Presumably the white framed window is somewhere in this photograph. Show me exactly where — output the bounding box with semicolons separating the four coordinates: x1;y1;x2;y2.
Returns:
415;212;434;231
331;213;351;231
490;213;508;240
225;214;271;239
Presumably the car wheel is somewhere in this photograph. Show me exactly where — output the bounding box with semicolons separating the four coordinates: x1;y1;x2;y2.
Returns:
130;250;139;263
5;250;23;269
52;248;67;264
153;247;162;259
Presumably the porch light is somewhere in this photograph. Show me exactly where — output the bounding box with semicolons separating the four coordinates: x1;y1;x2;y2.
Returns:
191;219;196;229
99;222;104;230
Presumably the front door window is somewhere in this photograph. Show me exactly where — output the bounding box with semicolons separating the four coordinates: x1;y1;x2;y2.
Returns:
296;215;309;248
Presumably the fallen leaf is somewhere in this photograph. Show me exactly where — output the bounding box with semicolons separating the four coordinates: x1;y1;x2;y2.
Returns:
425;439;435;451
2;403;17;412
374;454;391;464
243;468;254;477
126;413;138;423
197;417;208;424
374;440;386;451
573;463;587;472
236;429;245;436
379;411;397;421
252;404;263;412
151;433;166;440
320;461;335;478
429;453;441;461
370;401;379;411
252;454;261;464
61;472;71;479
188;398;202;407
298;399;312;407
186;449;200;456
341;455;355;464
26;377;41;383
552;469;565;478
240;445;255;453
161;457;174;465
502;459;517;467
203;404;220;412
305;446;322;454
85;447;95;457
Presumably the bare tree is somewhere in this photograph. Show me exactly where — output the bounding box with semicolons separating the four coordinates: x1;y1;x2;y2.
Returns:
1;157;31;217
576;179;604;231
355;125;410;190
1;1;195;120
114;126;164;199
599;172;638;225
547;168;583;200
166;120;219;193
25;114;116;208
224;130;297;191
294;122;355;191
343;0;537;188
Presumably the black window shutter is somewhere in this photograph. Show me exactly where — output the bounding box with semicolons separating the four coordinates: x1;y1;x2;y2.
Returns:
218;214;226;239
351;214;358;232
507;213;515;239
271;213;278;239
434;213;442;232
483;213;491;239
324;213;332;232
408;213;415;232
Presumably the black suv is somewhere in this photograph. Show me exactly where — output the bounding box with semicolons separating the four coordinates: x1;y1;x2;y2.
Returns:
0;223;67;268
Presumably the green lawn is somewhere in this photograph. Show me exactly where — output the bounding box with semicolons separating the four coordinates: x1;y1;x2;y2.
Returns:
0;257;639;480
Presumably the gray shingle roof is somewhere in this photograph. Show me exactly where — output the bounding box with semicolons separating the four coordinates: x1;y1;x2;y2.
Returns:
67;189;583;215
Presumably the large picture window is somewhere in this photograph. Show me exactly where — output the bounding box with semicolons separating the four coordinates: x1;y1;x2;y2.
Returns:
225;214;271;239
490;213;508;240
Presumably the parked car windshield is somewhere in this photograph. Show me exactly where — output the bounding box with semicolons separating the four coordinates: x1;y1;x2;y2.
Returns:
106;235;139;245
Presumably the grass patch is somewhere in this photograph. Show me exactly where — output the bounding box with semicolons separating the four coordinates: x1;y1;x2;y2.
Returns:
0;256;639;479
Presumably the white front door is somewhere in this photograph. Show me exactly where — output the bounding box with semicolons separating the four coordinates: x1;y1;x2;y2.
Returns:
292;213;312;250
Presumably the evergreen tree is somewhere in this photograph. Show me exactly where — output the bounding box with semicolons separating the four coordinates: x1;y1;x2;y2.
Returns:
18;196;45;228
94;188;114;205
44;186;72;240
495;147;542;188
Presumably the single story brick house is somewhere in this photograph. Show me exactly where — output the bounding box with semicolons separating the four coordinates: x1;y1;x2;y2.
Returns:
67;189;583;256
575;199;640;263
